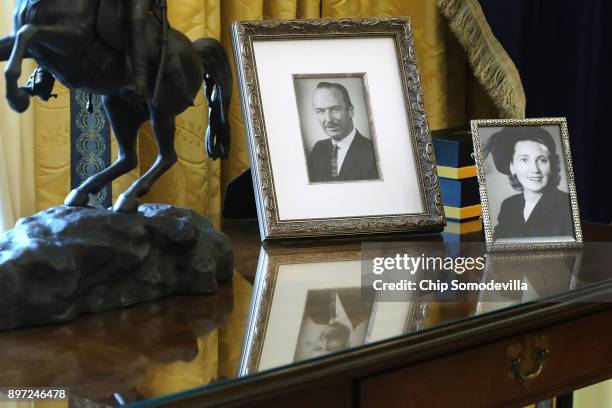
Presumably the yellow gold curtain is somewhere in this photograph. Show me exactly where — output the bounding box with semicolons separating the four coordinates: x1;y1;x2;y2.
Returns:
0;0;35;233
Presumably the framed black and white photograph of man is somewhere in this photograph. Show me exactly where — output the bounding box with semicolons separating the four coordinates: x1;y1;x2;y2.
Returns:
294;75;380;184
471;118;583;251
231;18;444;240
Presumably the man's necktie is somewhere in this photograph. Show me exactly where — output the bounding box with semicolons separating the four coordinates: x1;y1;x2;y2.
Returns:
331;145;339;178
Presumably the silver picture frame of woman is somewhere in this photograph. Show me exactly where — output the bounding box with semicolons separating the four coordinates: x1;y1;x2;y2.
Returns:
471;118;583;251
231;18;445;240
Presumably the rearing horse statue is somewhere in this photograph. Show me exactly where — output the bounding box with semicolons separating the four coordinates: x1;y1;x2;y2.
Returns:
1;0;232;212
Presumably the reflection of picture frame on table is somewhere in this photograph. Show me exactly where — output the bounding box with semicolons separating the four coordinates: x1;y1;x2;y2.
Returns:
471;118;583;251
231;18;445;240
238;246;418;376
475;250;583;314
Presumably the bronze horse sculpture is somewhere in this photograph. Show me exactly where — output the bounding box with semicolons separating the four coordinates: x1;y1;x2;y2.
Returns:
1;0;232;212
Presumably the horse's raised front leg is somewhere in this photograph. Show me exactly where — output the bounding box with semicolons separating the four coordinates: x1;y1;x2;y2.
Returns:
0;35;15;62
65;96;148;207
113;104;177;212
4;24;83;113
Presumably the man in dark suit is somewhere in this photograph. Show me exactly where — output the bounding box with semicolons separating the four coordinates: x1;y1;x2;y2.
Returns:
307;82;379;183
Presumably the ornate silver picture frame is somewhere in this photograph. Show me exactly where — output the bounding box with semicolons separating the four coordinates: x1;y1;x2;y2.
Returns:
471;118;583;251
231;18;445;240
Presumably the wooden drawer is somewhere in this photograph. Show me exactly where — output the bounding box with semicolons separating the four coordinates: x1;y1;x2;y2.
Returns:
360;308;612;408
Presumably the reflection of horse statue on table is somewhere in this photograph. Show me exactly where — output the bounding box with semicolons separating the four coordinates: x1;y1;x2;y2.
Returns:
1;0;232;212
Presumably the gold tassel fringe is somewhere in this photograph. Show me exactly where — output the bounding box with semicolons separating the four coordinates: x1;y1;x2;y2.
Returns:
437;0;526;119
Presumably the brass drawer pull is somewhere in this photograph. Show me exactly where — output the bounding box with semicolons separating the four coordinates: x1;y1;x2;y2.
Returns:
507;336;550;385
511;347;549;383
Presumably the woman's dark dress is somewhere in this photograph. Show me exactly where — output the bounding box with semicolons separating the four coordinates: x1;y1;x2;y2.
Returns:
493;188;575;240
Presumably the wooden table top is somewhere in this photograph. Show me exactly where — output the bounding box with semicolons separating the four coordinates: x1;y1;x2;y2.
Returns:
0;220;610;407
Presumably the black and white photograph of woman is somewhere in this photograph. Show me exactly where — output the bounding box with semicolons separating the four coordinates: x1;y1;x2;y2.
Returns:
481;125;578;242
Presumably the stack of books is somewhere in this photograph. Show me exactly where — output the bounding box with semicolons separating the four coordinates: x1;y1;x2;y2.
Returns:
432;127;482;236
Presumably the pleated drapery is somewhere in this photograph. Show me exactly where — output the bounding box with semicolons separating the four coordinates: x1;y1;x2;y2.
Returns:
0;0;35;233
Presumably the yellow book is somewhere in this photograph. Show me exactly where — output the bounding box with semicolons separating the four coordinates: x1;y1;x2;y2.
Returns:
444;204;481;220
444;219;482;234
437;165;477;180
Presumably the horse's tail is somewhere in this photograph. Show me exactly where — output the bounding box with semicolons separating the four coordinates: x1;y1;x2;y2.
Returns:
193;38;233;160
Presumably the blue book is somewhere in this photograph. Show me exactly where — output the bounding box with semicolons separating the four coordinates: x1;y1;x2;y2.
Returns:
432;127;474;168
440;177;480;208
